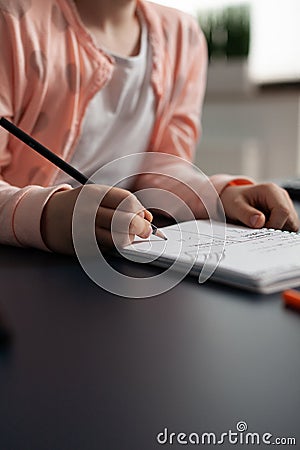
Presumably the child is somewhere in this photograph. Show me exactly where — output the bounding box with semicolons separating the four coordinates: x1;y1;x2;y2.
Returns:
0;0;298;254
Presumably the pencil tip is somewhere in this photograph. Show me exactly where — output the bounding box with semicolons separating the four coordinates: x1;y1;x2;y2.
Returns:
155;229;168;240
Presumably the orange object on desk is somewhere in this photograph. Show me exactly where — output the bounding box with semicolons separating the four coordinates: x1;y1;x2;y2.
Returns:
282;290;300;312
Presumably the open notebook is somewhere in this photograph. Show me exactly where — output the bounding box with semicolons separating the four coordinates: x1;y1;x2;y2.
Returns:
123;220;300;293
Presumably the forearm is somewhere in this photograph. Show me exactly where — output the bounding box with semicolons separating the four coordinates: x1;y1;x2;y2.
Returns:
133;158;249;221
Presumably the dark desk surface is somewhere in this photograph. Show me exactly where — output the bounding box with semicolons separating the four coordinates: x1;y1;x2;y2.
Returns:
0;209;300;450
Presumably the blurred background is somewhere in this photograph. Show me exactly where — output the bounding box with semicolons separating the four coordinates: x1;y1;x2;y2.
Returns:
151;0;300;181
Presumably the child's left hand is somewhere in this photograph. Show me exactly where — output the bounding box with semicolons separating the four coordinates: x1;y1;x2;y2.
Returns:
220;182;299;231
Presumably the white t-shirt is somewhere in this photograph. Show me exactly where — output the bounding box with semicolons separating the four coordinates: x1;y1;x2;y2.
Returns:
55;12;155;188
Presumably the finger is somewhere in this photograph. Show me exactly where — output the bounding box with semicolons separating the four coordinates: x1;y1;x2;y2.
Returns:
283;194;300;231
96;207;152;238
281;216;300;232
229;197;266;228
101;188;153;222
96;207;127;230
137;210;153;222
266;208;299;231
279;193;299;231
129;213;152;238
242;183;298;230
143;209;153;222
100;187;145;214
265;190;299;230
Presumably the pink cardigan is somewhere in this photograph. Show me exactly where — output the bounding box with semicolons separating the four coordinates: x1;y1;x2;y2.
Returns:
0;0;240;250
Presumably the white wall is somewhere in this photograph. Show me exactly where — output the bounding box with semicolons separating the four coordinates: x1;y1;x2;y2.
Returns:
151;0;300;84
249;0;300;83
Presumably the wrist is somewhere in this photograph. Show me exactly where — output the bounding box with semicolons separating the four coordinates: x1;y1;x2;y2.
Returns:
220;178;255;197
41;190;75;254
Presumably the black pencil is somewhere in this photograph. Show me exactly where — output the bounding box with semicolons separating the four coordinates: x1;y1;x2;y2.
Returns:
0;117;167;240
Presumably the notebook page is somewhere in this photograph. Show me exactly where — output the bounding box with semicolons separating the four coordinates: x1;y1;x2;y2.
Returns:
123;220;300;283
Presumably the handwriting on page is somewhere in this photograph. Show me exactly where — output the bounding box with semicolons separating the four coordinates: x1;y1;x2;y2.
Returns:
185;228;300;257
131;224;300;261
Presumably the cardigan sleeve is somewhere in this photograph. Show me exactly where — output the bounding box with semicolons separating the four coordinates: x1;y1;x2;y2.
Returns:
0;10;72;250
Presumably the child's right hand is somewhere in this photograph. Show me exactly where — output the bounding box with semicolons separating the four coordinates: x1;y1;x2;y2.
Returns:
41;185;153;254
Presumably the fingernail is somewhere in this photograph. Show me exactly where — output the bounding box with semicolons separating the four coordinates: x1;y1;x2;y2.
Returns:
250;214;261;227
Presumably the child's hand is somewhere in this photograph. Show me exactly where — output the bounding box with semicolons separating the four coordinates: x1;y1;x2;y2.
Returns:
220;182;299;231
41;185;153;254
